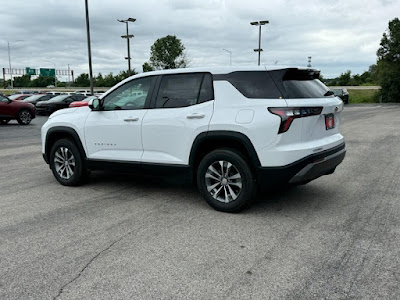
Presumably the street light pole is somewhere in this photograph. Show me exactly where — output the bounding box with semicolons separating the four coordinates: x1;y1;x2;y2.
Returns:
85;0;94;95
118;18;136;73
222;48;232;66
250;20;269;66
7;40;23;90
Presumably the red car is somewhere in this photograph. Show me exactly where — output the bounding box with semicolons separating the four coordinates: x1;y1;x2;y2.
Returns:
8;94;32;101
68;96;97;108
0;94;36;125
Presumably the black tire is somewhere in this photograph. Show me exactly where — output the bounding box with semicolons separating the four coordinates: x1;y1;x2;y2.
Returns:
50;139;86;186
16;109;32;125
0;119;10;125
197;149;256;213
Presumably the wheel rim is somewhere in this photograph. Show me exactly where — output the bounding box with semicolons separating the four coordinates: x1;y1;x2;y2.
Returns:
54;147;76;180
205;160;242;203
20;111;31;124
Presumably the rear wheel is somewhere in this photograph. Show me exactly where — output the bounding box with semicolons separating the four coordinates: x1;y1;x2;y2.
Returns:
17;110;32;125
50;139;86;186
0;119;10;125
197;149;256;213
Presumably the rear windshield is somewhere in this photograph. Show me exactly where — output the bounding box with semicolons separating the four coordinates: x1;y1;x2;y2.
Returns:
282;79;330;99
280;69;331;99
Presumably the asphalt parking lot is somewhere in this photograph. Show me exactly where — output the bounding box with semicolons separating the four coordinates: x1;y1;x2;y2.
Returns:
1;105;400;299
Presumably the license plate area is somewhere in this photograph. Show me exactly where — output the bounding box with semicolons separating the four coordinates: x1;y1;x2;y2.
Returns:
325;114;335;130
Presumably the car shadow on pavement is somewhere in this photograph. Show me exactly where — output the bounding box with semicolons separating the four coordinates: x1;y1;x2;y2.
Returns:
84;171;328;214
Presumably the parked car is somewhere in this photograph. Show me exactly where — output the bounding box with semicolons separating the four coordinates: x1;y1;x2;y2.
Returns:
0;94;36;125
22;94;55;106
74;89;92;96
331;88;349;104
41;66;346;213
8;94;32;101
69;96;97;108
36;94;87;115
45;92;62;96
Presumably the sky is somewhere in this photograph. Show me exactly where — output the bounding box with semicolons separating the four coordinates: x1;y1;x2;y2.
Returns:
0;0;398;81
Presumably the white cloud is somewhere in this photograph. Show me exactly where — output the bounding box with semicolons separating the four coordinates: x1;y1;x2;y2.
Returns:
0;0;399;81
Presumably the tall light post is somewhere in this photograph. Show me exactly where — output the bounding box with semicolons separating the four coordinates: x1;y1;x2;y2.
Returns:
222;48;232;66
67;64;71;87
85;0;94;95
117;18;136;72
7;40;23;89
250;20;269;66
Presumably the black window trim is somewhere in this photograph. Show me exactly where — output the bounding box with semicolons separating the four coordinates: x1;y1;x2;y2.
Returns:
149;72;215;109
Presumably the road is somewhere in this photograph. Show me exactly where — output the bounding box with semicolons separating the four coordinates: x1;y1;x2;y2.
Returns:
1;106;400;299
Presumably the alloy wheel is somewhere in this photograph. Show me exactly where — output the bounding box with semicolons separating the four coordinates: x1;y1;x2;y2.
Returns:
19;111;31;124
205;160;242;203
54;147;76;180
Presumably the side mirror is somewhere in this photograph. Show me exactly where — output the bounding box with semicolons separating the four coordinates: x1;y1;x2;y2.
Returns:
88;98;101;110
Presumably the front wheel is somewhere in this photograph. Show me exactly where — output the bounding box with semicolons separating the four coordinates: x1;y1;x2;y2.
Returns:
197;149;256;213
50;139;86;186
17;110;32;125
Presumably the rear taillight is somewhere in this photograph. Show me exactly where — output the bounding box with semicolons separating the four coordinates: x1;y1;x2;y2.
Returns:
268;107;323;134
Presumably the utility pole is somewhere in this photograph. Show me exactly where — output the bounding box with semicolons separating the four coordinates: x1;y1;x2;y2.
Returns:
85;0;94;95
222;48;232;66
67;64;70;87
307;56;312;68
118;18;136;72
7;40;23;89
250;20;269;66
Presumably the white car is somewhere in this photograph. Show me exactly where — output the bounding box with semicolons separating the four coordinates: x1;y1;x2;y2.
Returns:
41;66;345;212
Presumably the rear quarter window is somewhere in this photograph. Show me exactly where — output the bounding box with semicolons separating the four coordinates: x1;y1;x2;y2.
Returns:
214;71;282;99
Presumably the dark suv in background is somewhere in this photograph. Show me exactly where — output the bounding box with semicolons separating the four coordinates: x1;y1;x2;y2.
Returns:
36;94;86;115
0;94;36;125
331;88;349;104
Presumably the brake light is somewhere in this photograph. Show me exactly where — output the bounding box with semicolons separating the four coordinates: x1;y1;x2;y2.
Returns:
268;107;323;134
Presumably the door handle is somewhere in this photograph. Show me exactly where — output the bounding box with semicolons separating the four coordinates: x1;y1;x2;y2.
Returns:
187;113;205;119
124;117;139;122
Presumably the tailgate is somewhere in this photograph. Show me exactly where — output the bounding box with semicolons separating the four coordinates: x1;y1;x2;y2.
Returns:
285;97;343;142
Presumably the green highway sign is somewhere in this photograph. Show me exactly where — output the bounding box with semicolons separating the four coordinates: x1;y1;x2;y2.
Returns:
26;67;36;76
40;68;55;77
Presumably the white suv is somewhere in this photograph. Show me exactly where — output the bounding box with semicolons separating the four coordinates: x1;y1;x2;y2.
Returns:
41;66;345;212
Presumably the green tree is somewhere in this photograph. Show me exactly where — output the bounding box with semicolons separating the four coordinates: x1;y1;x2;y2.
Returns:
376;18;400;102
75;73;90;87
115;70;137;83
142;62;154;72
144;35;189;70
95;73;104;87
13;75;31;88
337;70;352;86
31;76;55;87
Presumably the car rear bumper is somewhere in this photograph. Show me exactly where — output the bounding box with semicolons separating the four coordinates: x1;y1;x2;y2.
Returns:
256;142;346;187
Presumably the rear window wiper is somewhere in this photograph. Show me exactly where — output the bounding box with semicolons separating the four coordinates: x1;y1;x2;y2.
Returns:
324;91;334;96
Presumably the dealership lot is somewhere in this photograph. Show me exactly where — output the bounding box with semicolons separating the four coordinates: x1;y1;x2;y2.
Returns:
1;105;400;299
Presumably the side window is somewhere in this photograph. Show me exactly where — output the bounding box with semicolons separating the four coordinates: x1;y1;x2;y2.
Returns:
155;73;211;108
215;71;282;99
103;76;155;111
198;73;214;103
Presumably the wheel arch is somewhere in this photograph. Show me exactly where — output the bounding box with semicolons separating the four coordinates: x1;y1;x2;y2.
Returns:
45;126;87;163
189;131;261;173
17;107;35;117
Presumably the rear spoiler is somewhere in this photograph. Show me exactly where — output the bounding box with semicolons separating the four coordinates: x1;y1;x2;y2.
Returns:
282;68;320;81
